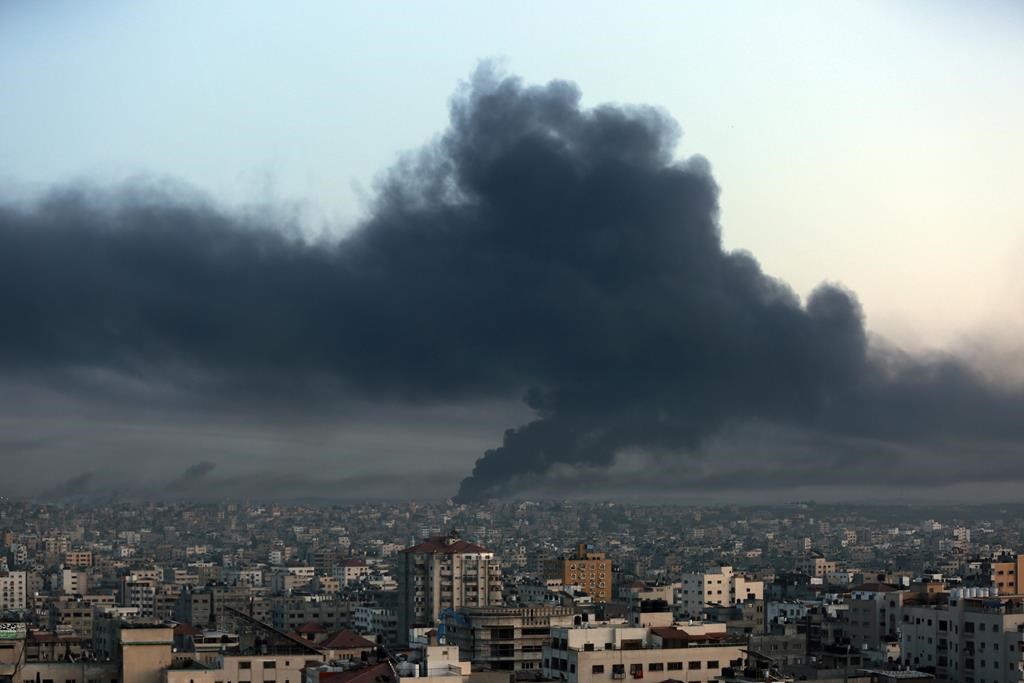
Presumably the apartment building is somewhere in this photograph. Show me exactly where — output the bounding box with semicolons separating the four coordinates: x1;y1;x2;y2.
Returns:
270;566;315;594
441;604;575;671
60;568;89;595
271;594;354;633
675;565;763;617
120;574;158;619
63;550;93;568
355;605;400;647
333;559;371;586
0;571;27;611
47;594;116;637
542;621;746;683
797;555;838;578
545;544;613;603
843;584;906;652
398;534;503;644
900;590;1024;683
989;554;1024;596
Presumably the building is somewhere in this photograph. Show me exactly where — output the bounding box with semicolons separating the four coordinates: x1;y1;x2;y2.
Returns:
271;594;353;633
63;550;93;568
47;594;116;637
675;565;764;618
440;604;575;671
542;621;746;683
843;584;905;653
355;605;400;647
119;571;159;618
334;559;372;587
797;555;838;579
0;571;27;611
398;534;503;644
545;544;613;603
270;565;316;594
989;554;1024;595
899;589;1024;682
60;568;89;595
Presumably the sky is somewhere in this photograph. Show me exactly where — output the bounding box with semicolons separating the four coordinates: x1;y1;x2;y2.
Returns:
1;1;1023;503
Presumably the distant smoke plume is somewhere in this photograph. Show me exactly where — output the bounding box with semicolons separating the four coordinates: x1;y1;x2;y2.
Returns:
39;472;94;500
166;461;216;492
1;67;1022;501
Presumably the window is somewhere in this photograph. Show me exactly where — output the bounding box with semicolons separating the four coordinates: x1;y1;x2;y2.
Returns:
592;665;605;674
239;663;251;670
263;661;276;669
667;663;682;671
689;662;701;670
707;661;719;669
648;663;663;671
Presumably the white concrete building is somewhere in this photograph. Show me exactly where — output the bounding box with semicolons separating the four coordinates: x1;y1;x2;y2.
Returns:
543;621;745;683
674;565;763;617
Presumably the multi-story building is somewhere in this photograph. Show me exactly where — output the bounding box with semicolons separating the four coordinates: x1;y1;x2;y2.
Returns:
843;583;906;652
47;594;116;638
675;565;763;617
0;571;27;611
63;551;93;568
900;589;1024;682
60;568;89;595
399;534;503;644
989;554;1024;596
797;554;838;578
119;573;158;619
270;566;315;594
545;544;613;604
271;594;353;633
542;621;746;683
441;604;575;671
355;605;400;647
333;559;371;586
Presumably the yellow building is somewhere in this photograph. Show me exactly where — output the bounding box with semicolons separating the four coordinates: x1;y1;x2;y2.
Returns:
545;544;612;604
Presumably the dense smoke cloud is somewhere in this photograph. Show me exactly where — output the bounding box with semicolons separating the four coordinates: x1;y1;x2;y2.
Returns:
1;68;1021;501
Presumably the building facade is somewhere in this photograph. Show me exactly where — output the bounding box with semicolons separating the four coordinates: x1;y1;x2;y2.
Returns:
545;544;613;604
441;604;575;671
399;534;503;644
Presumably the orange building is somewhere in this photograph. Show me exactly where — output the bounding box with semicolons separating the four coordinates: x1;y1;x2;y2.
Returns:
991;554;1024;595
545;543;612;603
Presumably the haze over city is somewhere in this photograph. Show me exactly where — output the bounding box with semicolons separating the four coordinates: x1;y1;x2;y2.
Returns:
1;1;1023;503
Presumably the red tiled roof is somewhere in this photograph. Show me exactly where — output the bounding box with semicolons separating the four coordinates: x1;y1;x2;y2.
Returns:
297;621;328;634
321;629;376;650
342;559;368;567
320;662;396;683
403;535;490;554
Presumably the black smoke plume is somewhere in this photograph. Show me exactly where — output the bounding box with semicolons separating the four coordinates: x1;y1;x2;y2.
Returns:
1;68;1021;501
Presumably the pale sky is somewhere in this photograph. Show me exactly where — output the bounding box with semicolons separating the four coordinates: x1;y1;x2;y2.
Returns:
3;1;1022;351
2;1;1023;502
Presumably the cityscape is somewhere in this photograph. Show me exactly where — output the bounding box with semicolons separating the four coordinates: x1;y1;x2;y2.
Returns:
3;500;1024;682
2;4;1023;683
